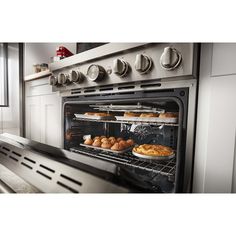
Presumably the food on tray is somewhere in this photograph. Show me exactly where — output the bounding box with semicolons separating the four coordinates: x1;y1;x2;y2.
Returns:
92;139;102;147
111;142;125;151
159;112;178;118
140;113;159;118
119;140;129;148
126;139;135;146
108;136;115;140
83;135;135;152
84;112;112;117
124;112;140;117
101;137;109;143
84;112;96;116
94;112;111;117
133;144;174;157
84;138;93;145
108;137;116;145
101;141;112;149
116;137;124;142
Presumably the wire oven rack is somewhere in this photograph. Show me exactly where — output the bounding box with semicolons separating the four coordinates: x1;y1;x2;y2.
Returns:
73;117;179;127
70;146;176;179
89;103;165;113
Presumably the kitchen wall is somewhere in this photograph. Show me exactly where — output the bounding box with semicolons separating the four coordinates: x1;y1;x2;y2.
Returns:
193;43;236;193
24;43;76;75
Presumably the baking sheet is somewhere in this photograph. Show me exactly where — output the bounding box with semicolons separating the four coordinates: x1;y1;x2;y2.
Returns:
80;143;134;154
74;114;116;120
115;116;178;123
132;151;175;161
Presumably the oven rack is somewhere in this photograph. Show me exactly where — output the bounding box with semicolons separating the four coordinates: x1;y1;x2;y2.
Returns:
70;146;176;178
73;117;179;127
89;104;165;113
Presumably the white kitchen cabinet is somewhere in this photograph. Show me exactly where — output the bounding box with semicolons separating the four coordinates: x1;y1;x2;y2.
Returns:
40;94;61;147
25;96;41;142
25;78;62;148
211;43;236;77
193;43;236;193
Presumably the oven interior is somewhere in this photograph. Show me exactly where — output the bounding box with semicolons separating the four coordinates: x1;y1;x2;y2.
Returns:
63;95;186;193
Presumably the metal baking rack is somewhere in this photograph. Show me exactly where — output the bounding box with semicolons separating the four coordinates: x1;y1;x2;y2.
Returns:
89;103;165;113
73;117;179;126
70;146;176;179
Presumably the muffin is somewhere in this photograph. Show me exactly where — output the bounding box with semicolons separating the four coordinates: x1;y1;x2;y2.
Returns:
111;142;125;151
92;139;102;147
116;137;124;142
108;136;116;140
84;138;93;145
101;137;109;143
101;141;112;149
109;138;116;145
126;139;135;146
119;140;129;148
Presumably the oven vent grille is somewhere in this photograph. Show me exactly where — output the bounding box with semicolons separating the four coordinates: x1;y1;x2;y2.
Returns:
0;139;126;193
68;80;167;97
0;143;82;193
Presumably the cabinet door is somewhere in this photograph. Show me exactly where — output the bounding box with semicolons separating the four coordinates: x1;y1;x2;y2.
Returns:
25;96;41;142
211;43;236;76
203;75;236;192
40;94;62;148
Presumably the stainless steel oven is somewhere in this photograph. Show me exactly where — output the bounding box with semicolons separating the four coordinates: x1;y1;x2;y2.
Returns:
48;43;199;193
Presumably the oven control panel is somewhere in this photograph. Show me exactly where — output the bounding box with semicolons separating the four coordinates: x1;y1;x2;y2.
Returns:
49;43;198;93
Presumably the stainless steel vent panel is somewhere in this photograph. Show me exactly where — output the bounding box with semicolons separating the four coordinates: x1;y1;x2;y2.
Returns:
0;135;128;193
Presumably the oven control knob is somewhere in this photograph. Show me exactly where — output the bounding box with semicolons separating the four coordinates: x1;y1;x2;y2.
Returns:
134;54;152;74
113;59;129;77
49;75;58;86
70;70;84;83
160;47;182;70
58;73;71;85
87;64;106;82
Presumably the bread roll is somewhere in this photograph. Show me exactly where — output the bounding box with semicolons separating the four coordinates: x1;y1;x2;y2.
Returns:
140;113;159;118
101;137;109;143
84;112;95;116
94;112;109;117
101;141;112;149
92;139;102;147
159;112;178;118
108;137;116;145
111;142;125;151
84;138;93;145
116;137;124;142
126;139;135;146
124;112;140;117
119;140;129;148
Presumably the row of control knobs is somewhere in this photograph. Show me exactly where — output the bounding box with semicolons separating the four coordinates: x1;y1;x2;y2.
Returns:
50;47;182;86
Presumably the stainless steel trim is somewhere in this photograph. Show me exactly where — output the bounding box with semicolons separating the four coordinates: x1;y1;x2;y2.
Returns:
50;43;196;92
50;43;148;71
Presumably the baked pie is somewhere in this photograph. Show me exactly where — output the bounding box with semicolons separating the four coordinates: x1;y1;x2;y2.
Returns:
133;144;174;157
